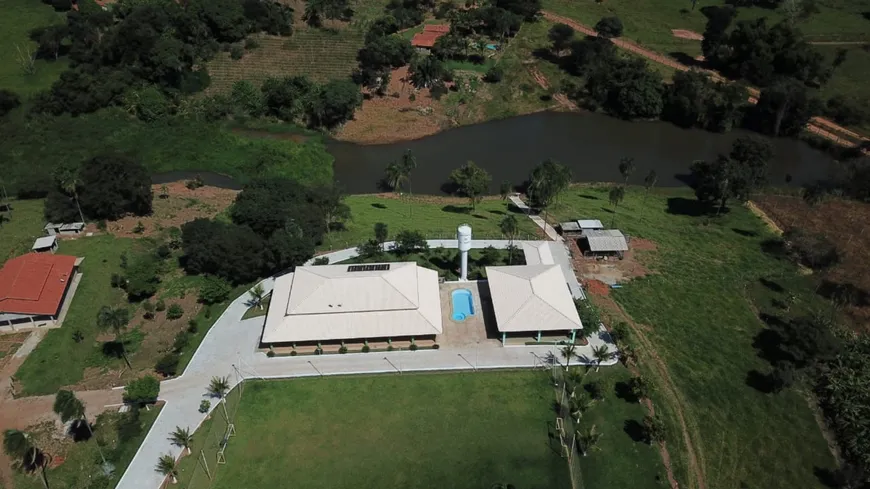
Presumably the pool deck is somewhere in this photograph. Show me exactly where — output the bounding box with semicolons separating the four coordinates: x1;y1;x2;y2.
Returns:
438;282;500;348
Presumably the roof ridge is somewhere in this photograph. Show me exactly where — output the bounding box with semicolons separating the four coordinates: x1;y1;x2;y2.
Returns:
379;267;419;309
530;270;582;328
286;269;328;314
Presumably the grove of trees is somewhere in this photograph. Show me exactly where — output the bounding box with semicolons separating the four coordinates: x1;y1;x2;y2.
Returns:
689;136;774;214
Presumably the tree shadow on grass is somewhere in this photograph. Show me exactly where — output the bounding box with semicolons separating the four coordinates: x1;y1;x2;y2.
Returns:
489;210;506;215
371;203;388;209
752;324;789;364
666;197;719;217
817;280;870;307
600;207;615;214
759;277;785;293
669;52;705;68
472;214;488;220
623;419;646;443
102;341;125;360
578;194;600;200
614;381;639;403
760;238;786;259
745;369;775;394
442;205;471;214
732;228;758;238
69;419;92;442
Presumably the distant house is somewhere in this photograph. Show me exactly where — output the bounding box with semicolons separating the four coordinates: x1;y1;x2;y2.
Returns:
44;222;85;236
411;24;450;50
0;253;83;330
32;236;58;254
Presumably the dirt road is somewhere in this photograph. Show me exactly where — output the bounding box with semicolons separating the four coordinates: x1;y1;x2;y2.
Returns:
541;11;868;149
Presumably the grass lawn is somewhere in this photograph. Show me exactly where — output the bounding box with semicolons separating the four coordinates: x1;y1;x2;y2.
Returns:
0;199;45;261
320;195;540;251
814;44;870;133
548;185;837;489
15;405;163;489
179;372;571;489
575;366;667;488
0;0;67;95
14;235;135;395
241;293;270;320
1;109;334;196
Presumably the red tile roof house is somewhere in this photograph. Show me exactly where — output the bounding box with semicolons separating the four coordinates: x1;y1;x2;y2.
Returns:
411;24;451;50
0;253;84;332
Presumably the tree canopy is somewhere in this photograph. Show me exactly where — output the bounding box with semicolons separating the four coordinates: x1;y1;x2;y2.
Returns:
690;136;773;212
527;159;572;210
594;16;623;38
662;70;749;132
123;375;160;406
449;161;491;209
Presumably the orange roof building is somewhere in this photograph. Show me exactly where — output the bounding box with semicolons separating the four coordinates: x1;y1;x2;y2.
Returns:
0;253;81;326
411;24;450;48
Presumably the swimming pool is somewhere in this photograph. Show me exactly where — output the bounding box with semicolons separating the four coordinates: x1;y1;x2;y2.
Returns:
451;289;475;322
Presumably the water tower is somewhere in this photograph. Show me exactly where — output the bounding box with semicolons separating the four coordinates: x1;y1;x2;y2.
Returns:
457;224;472;281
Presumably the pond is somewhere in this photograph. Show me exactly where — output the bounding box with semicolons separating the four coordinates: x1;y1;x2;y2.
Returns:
329;111;837;195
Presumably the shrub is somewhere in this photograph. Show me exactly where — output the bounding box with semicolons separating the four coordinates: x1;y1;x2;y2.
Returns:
96;220;107;231
156;299;166;312
187;319;199;334
199;400;211;413
172;331;190;353
783;228;839;270
595;16;623;38
123;375;160;406
362;345;371;353
110;273;125;288
204;306;212;319
313;256;330;265
586;380;604;400
156;244;171;260
230;44;245;59
644;414;666;443
166;304;184;320
314;348;323;355
267;349;276;357
244;38;260;50
432;343;440;349
484;66;504;83
142;301;155;320
199;276;232;305
185;176;204;190
72;329;84;343
155;353;180;376
290;350;298;356
387;345;395;351
339;346;348;354
410;343;419;351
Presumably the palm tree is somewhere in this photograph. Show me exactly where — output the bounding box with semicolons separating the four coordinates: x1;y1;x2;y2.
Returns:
248;283;266;310
576;424;603;456
53;390;84;422
384;160;408;195
168;427;193;456
560;343;577;370
97;306;132;368
156;454;179;484
400;149;417;217
56;167;85;224
642;169;657;203
608;186;625;228
5;430;50;489
592;345;614;372
499;215;519;264
569;393;595;423
618;157;635;186
208;376;230;399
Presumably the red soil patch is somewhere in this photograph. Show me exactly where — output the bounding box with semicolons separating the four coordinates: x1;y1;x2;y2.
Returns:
584;279;611;296
98;182;237;238
672;29;704;41
336;67;450;144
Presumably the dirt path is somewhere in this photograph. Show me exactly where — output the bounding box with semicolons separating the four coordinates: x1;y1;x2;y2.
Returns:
526;64;577;110
541;11;868;149
590;290;708;489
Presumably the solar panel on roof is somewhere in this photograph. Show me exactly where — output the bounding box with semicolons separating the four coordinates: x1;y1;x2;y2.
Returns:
347;264;391;272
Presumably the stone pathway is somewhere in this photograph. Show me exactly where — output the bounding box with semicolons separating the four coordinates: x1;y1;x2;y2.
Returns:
508;195;561;241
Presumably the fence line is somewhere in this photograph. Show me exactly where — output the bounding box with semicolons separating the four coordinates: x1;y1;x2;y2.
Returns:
552;365;586;489
182;382;246;489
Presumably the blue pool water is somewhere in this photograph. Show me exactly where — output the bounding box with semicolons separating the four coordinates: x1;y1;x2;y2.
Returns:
451;289;475;321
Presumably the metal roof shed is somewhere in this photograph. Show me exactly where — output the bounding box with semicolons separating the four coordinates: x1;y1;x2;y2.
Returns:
584;230;628;252
577;220;604;230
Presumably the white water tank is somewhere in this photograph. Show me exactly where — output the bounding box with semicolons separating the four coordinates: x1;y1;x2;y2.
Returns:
457;224;472;281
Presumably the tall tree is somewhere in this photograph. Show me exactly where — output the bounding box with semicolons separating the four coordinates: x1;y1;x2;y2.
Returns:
499;180;513;200
690;136;773;214
591;344;614;372
374;222;389;249
608;186;625;228
618;157;635;186
97;306;132;368
383;160;408;194
560;343;577;370
527;159;572;225
156;454;179;484
643;169;658;202
208;376;231;399
576;424;602;456
548;23;574;54
248;283;266;310
408;54;448;89
449;161;491;210
400;149;417;217
499;215;519;264
4;430;49;489
594;16;623;39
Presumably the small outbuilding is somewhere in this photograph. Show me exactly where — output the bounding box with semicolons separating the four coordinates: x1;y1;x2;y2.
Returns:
581;229;629;257
32;236;58;253
44;222;85;236
577;220;604;231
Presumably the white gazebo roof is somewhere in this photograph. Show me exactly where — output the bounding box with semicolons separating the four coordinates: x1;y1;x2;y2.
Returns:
485;265;582;332
32;236;57;250
262;262;442;343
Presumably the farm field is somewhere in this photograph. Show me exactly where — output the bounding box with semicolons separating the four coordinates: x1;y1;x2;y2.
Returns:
548;185;837;489
319;194;542;251
814;44;870;133
754;193;870;329
0;0;67;95
207;28;364;93
179;372;573;489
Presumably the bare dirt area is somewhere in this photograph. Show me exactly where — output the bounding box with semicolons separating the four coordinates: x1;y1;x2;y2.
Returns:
672;29;704;41
94;182;237;238
568;236;655;286
335;67;452;144
753;194;870;328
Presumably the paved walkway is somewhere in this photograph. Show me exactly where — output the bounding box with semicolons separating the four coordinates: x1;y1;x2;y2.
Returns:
116;241;610;489
509;194;561;241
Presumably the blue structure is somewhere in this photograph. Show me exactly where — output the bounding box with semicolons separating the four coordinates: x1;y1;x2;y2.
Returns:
450;289;475;321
